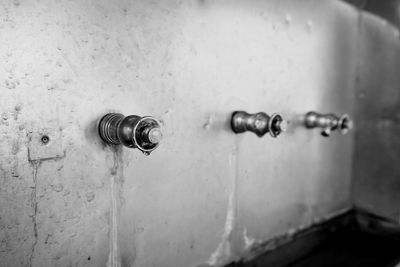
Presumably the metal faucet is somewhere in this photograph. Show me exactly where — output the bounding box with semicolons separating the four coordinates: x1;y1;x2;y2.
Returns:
98;113;162;155
231;111;287;137
304;111;353;137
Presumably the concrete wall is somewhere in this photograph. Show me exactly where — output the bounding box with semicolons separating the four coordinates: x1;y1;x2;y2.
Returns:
0;0;358;266
352;11;400;222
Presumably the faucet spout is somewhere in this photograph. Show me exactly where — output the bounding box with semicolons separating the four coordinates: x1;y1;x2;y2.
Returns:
304;111;353;137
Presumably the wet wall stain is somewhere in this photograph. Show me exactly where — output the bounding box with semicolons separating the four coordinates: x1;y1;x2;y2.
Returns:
206;140;240;266
107;146;125;267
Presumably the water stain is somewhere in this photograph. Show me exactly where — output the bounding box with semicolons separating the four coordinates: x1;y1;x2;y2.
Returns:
107;146;124;267
207;142;239;266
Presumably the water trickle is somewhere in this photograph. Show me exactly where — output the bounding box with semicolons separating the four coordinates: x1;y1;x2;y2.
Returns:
107;147;123;267
207;140;239;266
243;228;257;249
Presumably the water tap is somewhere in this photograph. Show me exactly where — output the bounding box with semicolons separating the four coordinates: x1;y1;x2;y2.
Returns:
98;113;162;155
304;111;353;137
231;111;287;137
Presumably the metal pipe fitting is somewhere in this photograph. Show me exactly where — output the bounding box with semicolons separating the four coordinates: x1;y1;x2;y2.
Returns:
304;111;353;137
98;113;162;155
231;111;287;138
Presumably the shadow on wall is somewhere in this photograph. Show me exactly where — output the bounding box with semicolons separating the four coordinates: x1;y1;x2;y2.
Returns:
344;0;400;29
351;11;400;221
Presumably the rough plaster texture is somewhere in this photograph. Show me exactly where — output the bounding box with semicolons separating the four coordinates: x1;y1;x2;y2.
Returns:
0;0;358;266
352;12;400;222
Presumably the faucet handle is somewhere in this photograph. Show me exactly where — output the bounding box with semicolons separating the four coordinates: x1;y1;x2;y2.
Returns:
98;113;162;155
231;111;286;138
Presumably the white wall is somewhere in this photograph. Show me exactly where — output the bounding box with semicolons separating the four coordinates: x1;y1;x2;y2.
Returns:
0;1;357;266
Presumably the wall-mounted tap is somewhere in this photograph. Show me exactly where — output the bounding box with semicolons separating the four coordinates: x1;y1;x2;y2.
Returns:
231;111;287;137
98;113;162;155
304;111;353;137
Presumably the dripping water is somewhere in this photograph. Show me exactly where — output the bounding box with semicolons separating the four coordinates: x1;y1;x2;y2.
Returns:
107;146;123;267
231;137;240;257
207;137;240;266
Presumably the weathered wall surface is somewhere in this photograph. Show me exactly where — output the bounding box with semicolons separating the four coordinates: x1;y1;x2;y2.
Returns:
0;1;357;266
352;12;400;222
